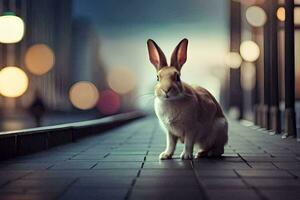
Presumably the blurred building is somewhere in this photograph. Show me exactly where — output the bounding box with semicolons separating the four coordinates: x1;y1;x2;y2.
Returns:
226;0;299;138
0;0;73;111
71;17;107;90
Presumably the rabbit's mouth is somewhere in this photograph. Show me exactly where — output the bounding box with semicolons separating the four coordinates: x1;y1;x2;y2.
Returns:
159;93;185;101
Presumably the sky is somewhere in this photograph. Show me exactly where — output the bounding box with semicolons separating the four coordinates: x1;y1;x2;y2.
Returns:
73;0;229;108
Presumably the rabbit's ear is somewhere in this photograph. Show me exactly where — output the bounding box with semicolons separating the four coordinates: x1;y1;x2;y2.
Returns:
170;38;188;71
147;39;168;70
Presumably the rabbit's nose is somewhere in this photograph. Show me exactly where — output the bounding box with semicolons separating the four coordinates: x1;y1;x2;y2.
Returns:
162;88;171;95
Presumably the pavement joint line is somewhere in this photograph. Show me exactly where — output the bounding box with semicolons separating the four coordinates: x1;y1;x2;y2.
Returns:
69;154;79;159
238;174;269;200
237;153;252;168
232;167;267;200
142;149;149;161
46;164;56;170
192;160;210;200
55;177;79;200
285;169;298;179
137;166;142;177
270;162;280;169
103;153;110;158
89;162;98;169
124;168;142;199
0;170;34;188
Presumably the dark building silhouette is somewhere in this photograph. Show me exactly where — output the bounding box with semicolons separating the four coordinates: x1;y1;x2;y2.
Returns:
71;17;107;91
0;0;73;111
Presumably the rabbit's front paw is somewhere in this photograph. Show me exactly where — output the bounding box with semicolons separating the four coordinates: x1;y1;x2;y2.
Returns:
180;151;193;160
159;151;173;160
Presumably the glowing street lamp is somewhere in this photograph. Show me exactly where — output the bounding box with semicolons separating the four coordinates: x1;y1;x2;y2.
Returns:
0;66;29;97
0;12;25;44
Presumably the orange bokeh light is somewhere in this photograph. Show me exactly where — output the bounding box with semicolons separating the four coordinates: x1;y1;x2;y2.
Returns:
25;44;55;75
277;7;285;22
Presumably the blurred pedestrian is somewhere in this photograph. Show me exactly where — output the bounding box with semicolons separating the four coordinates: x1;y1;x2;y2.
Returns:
29;91;46;127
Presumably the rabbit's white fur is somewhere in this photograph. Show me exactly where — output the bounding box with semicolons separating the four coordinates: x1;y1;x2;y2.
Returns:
147;38;228;160
154;84;228;159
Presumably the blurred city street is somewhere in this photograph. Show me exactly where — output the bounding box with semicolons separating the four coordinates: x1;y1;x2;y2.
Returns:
0;116;300;200
0;0;299;199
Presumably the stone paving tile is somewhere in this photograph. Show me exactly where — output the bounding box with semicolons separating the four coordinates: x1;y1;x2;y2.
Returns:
236;169;294;178
244;178;300;188
272;162;300;169
49;161;97;170
241;156;298;162
259;189;300;200
0;186;67;197
70;154;107;160
206;189;262;200
59;188;128;200
194;169;238;178
93;161;142;169
23;169;139;179
4;155;72;164
134;177;199;188
199;178;248;189
193;161;250;169
72;177;134;188
288;170;300;177
0;193;56;200
0;163;53;170
129;188;204;200
248;162;278;169
103;155;145;162
0;170;32;180
140;169;195;177
3;178;75;189
143;160;192;169
110;151;147;155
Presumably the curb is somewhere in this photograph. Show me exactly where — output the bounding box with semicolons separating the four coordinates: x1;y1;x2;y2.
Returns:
0;111;145;161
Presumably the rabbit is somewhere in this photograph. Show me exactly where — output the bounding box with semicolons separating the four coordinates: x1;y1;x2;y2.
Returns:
147;38;228;160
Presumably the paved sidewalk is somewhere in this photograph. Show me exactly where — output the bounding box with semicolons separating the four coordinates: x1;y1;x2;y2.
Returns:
0;116;300;200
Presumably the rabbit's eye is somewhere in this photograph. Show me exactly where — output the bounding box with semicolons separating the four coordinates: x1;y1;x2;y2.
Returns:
157;75;159;81
176;74;181;82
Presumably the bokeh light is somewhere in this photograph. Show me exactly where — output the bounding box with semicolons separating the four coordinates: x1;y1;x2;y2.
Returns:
107;67;136;94
241;62;256;91
277;7;285;22
245;6;267;27
97;90;120;115
240;40;260;62
25;44;55;75
224;52;242;69
0;66;29;97
276;7;300;24
69;81;99;110
0;13;24;43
